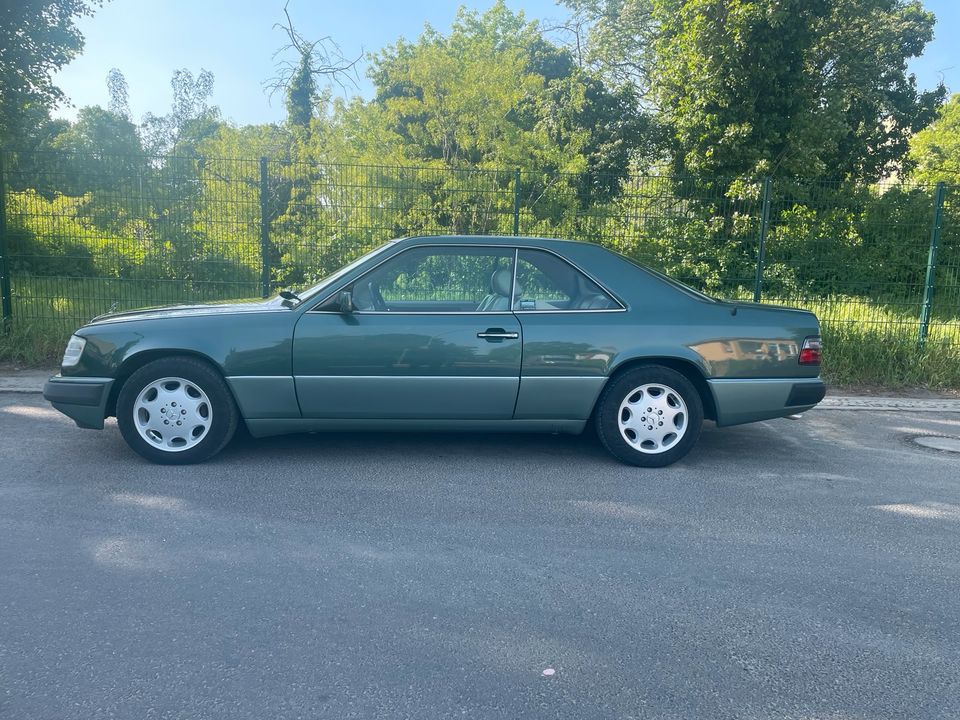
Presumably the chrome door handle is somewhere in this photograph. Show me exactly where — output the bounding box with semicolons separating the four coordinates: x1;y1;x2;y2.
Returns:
477;330;519;340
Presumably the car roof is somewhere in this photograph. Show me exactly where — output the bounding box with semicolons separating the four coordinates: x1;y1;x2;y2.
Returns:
394;235;588;250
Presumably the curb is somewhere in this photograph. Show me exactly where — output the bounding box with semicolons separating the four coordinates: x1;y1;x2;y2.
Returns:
0;373;55;394
818;396;960;412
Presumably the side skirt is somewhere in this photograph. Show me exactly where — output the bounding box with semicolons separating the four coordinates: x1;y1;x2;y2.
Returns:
245;417;587;438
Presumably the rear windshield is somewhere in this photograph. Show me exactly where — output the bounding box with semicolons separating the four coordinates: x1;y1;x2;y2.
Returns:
618;254;719;303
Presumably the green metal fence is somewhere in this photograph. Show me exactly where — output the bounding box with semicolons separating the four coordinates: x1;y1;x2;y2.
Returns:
1;149;958;352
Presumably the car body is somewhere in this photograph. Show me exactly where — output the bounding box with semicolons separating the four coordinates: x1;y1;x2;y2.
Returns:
44;235;825;466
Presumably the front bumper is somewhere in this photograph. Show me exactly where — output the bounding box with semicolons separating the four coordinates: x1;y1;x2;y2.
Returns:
708;377;826;427
43;375;114;430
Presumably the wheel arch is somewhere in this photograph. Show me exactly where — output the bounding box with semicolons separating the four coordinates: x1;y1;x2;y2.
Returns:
106;349;233;418
597;356;717;422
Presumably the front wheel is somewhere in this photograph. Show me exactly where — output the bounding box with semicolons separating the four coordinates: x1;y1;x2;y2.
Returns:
116;357;239;465
595;366;703;467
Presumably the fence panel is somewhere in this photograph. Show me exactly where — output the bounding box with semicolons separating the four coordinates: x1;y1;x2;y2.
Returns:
1;151;262;329
932;184;960;348
265;161;516;293
1;149;958;357
760;178;943;345
517;172;765;298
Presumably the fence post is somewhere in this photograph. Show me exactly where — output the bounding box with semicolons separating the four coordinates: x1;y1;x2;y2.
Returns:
753;176;772;303
512;169;521;236
259;157;271;298
918;181;946;349
0;153;12;331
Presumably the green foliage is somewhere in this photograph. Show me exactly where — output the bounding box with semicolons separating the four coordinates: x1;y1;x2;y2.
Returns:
815;309;960;388
141;69;221;156
2;0;959;391
6;191;137;277
0;322;73;367
560;0;656;93
648;0;943;182
41;106;146;202
106;68;131;119
907;94;960;184
51;106;142;158
361;2;652;196
267;1;360;130
0;0;103;146
285;54;316;128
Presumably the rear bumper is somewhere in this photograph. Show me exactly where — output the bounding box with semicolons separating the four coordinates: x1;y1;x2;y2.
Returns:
708;377;826;427
43;376;114;430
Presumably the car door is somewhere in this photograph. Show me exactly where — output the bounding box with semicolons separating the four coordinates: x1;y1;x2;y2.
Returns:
292;245;522;419
511;248;625;420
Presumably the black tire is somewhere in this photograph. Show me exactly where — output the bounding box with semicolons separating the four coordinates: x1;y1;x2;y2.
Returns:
595;365;703;467
116;357;239;465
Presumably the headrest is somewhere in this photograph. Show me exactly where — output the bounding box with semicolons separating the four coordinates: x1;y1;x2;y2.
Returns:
490;268;513;296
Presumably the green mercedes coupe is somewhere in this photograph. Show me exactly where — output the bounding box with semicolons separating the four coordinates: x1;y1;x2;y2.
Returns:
44;235;825;466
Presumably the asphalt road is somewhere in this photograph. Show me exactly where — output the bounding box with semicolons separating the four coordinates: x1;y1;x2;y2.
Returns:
2;392;959;720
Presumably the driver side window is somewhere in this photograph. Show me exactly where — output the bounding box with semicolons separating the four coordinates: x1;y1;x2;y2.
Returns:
351;246;516;313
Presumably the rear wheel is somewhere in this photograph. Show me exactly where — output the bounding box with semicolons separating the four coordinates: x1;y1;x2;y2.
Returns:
116;357;239;464
596;365;703;467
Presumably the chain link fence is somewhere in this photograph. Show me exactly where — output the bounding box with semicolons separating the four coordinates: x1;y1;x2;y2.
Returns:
1;150;958;355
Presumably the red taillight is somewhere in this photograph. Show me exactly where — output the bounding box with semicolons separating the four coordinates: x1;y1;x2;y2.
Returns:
799;336;822;365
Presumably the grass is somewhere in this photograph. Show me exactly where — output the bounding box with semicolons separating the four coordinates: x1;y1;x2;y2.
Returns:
820;324;960;387
774;296;960;388
2;277;959;389
0;322;72;367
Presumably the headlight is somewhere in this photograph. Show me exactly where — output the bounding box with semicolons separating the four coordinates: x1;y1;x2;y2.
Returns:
61;335;87;367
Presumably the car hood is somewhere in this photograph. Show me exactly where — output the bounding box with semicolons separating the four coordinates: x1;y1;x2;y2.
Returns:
86;299;281;326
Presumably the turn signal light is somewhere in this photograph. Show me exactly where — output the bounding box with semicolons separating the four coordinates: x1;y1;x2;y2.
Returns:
799;336;822;365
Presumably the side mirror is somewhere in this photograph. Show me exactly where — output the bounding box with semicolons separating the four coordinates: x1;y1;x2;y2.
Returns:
338;290;354;313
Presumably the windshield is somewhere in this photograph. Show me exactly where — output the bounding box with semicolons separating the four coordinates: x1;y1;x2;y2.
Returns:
286;240;399;302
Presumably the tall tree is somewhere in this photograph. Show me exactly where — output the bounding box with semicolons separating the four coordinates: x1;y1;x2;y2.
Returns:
907;94;960;184
647;0;943;181
0;0;104;146
44;105;145;200
266;1;361;129
106;68;130;119
141;69;220;155
51;105;141;157
558;0;656;96
364;0;652;191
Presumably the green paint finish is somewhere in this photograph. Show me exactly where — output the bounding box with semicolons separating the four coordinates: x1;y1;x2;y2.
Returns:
45;235;824;436
292;312;522;378
226;377;300;419
69;304;297;379
295;376;519;419
709;378;826;426
513;376;607;420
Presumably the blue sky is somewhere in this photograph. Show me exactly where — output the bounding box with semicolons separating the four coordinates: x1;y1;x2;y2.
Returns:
53;0;960;126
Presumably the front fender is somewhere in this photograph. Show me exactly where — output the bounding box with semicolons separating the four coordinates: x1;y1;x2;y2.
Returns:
66;313;297;379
